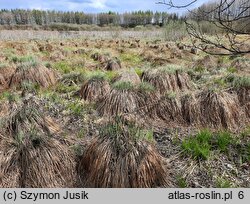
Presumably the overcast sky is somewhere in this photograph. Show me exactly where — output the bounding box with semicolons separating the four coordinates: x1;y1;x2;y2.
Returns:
0;0;211;13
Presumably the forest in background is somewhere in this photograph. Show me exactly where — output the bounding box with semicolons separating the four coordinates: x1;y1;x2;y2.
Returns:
0;9;181;29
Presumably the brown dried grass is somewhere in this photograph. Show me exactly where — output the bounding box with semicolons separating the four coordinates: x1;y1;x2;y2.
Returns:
97;82;145;117
0;66;15;85
0;97;75;188
105;59;122;71
79;76;110;102
197;90;242;129
113;69;141;85
91;53;109;63
0;74;7;92
9;62;57;89
237;87;250;118
78;122;169;188
153;93;183;124
142;67;190;95
181;93;199;125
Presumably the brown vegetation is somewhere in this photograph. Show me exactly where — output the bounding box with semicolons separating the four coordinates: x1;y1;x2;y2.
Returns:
142;66;191;94
78;121;169;188
114;69;141;85
105;58;122;71
9;61;57;89
79;74;110;102
196;90;242;129
0;97;74;188
97;82;145;117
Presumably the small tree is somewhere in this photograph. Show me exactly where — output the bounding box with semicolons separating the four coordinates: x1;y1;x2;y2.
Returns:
158;0;250;55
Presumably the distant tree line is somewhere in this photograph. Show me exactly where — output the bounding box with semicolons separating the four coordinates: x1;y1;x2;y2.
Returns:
0;9;182;28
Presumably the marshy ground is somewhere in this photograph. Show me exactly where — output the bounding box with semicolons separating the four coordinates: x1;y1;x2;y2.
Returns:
0;33;249;188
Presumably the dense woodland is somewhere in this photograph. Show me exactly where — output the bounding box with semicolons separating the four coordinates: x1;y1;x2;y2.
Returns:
0;9;181;28
0;0;249;30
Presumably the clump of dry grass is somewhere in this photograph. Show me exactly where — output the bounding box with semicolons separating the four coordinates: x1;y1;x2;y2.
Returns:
79;72;110;102
113;69;141;85
193;55;218;71
9;59;57;89
0;64;15;86
141;50;171;66
0;102;9;117
91;52;109;63
0;97;75;188
0;74;7;92
197;90;242;129
153;92;183;124
232;76;250;118
105;58;122;71
137;82;160;119
97;81;145;117
78;120;169;188
181;93;199;125
142;65;190;94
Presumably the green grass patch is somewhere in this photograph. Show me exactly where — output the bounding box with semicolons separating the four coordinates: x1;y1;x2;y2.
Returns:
227;67;238;73
86;71;107;82
232;76;250;88
181;129;212;160
176;175;188;188
134;67;143;77
159;65;184;74
215;131;233;153
120;53;143;65
55;83;78;94
105;71;119;81
194;65;206;73
165;91;177;99
21;81;40;93
10;55;37;64
66;100;85;117
138;82;155;93
112;81;134;91
216;178;233;188
0;91;20;103
53;61;72;74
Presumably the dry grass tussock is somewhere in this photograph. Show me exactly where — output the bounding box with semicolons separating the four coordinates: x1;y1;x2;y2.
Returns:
113;69;141;85
142;66;190;94
78;121;169;188
153;92;183;124
181;93;199;125
0;102;9;117
196;90;242;129
0;74;7;92
193;55;218;71
105;58;122;71
0;97;75;188
79;73;110;102
233;76;250;118
141;50;171;66
9;60;57;89
97;81;146;117
0;65;15;85
91;53;109;63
